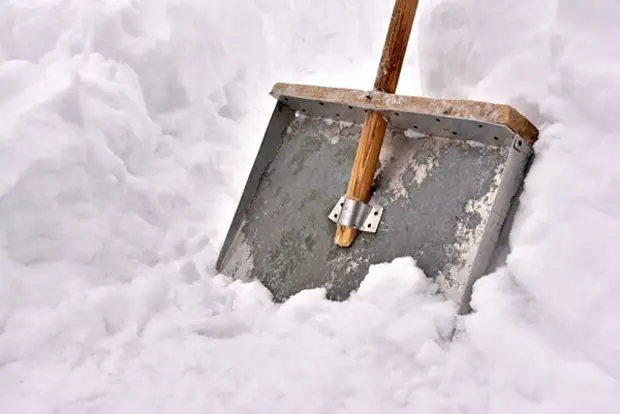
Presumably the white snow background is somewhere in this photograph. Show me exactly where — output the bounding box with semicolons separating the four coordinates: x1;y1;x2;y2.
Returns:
1;0;620;413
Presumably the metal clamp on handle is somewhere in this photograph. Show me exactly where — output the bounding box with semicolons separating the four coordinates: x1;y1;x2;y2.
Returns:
328;196;384;233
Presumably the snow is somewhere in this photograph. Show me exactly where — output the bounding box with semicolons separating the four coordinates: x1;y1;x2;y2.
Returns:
1;0;620;413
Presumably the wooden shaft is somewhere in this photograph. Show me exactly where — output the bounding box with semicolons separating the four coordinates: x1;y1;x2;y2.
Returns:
345;111;387;202
334;111;387;247
374;0;420;93
334;0;419;248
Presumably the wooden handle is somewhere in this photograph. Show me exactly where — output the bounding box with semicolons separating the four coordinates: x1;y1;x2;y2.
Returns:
374;0;420;94
334;0;419;248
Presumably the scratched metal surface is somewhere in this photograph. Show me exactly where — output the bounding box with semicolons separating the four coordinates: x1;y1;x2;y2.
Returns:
216;98;531;312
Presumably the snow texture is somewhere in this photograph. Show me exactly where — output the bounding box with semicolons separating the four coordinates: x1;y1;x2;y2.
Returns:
1;0;620;413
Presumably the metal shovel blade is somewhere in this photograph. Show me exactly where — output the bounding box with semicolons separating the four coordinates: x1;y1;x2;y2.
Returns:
215;83;538;314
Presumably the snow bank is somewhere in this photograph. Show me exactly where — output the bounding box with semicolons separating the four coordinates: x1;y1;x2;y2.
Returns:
1;0;620;413
418;0;620;407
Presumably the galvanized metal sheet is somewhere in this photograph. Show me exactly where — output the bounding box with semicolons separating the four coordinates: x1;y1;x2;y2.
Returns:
216;97;533;314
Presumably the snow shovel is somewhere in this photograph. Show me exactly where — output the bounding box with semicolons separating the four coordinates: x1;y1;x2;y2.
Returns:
215;0;538;314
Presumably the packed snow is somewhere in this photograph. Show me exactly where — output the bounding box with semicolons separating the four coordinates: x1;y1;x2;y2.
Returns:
2;0;620;412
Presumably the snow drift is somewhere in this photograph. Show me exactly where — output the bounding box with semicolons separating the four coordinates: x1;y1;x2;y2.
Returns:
1;0;620;413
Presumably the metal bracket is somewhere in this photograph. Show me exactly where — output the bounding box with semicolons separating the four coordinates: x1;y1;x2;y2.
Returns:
328;196;384;233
